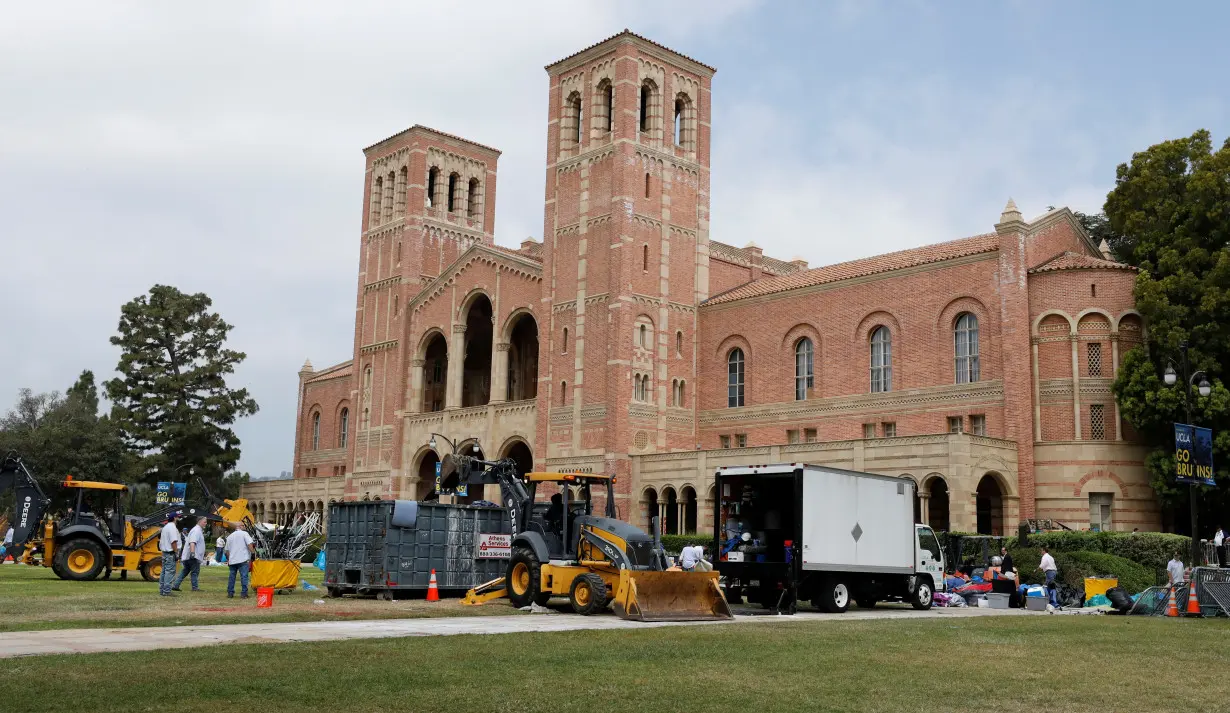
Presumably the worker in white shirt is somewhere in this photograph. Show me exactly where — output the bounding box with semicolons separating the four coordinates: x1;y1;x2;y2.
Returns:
1214;526;1226;567
1;526;14;562
1167;551;1186;586
157;513;182;596
680;544;712;572
1037;546;1058;606
224;523;256;599
172;516;208;592
215;533;227;565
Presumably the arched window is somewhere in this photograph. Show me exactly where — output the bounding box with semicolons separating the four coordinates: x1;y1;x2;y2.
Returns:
727;348;745;408
639;324;647;348
560;381;567;406
447;173;459;213
672;379;686;407
564;91;582;149
339;408;349;449
467;178;480;218
676;331;683;356
642;244;649;271
311;412;320;450
644;172;651;198
954;313;980;384
426;167;439;208
598;79;613;133
640;83;652;133
795;338;814;400
674;92;694;150
392;295;399;318
870;327;892;393
371;175;383;223
562;327;569;354
395;241;401;264
674;97;683;145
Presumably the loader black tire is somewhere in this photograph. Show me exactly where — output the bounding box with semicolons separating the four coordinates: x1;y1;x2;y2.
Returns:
813;576;850;613
507;546;545;609
911;577;934;611
569;573;608;615
140;558;161;583
54;538;106;581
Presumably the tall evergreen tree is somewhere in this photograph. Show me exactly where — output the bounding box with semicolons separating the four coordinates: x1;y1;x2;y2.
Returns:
104;285;258;493
1109;130;1230;527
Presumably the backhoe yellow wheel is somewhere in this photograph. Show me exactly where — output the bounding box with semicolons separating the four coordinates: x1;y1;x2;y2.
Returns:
505;547;550;608
52;538;105;581
140;558;162;582
569;573;608;616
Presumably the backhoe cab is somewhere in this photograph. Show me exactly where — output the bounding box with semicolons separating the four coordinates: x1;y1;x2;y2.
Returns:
443;454;730;621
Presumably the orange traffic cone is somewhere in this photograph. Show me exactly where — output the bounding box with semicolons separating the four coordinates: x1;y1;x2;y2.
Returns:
427;569;439;602
1166;586;1179;617
1185;581;1202;617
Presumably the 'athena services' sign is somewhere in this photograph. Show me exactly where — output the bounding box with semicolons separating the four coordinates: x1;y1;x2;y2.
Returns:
1174;423;1215;486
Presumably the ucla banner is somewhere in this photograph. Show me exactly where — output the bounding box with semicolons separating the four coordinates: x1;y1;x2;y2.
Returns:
434;461;466;497
155;482;187;505
1174;423;1215;486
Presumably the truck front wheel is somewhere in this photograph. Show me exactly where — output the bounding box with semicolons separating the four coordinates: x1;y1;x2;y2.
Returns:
813;577;850;613
911;577;934;610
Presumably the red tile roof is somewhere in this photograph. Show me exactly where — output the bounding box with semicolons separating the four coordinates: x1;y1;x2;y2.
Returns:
364;124;500;156
545;29;716;73
490;244;543;263
1028;251;1136;274
704;233;1001;306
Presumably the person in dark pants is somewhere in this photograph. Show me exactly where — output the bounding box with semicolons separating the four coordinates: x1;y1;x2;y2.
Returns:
172;516;208;592
1000;547;1015;577
157;514;181;596
224;523;255;599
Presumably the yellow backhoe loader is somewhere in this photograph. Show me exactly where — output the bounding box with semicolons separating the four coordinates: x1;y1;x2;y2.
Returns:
1;452;251;582
447;454;731;621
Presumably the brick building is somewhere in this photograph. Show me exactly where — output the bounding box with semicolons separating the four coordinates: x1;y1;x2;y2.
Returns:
242;31;1157;535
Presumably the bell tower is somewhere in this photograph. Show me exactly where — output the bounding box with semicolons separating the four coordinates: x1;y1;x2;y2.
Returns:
535;31;715;511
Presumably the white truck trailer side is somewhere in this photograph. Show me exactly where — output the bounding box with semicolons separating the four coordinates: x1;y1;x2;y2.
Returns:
713;463;946;613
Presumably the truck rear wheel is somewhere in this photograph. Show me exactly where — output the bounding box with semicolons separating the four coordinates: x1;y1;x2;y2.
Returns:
507;547;545;608
911;577;934;610
813;577;850;613
54;538;106;581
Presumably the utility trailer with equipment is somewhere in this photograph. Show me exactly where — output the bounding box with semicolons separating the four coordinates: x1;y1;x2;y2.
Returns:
714;463;945;613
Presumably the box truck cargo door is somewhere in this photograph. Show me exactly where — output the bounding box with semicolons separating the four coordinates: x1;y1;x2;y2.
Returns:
915;525;944;589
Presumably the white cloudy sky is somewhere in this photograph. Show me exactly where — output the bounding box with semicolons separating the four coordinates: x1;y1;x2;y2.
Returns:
2;1;1226;479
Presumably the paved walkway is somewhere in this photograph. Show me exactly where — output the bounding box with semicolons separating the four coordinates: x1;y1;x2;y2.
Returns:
1;606;1028;658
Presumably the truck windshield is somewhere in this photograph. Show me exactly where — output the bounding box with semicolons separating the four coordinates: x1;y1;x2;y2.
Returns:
917;527;942;561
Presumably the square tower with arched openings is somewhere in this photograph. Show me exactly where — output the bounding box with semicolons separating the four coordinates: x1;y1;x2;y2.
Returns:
535;30;716;511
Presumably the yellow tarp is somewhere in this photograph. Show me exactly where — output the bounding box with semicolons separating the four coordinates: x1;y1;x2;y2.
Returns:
251;559;301;590
1084;577;1118;601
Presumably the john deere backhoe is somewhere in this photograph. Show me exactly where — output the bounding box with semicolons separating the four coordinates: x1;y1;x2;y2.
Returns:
0;452;250;582
445;454;731;621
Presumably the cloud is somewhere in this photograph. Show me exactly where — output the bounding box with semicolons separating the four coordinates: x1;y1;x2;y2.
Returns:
0;1;758;478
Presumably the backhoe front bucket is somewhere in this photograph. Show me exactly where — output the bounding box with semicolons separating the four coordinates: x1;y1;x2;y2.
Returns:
610;569;733;621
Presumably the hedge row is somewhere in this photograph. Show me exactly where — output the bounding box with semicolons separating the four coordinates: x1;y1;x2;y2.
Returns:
659;533;711;555
1008;547;1156;594
940;530;1189;575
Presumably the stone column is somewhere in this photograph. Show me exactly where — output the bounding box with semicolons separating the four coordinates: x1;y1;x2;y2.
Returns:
1111;333;1123;440
919;493;931;525
408;359;425;414
1070;335;1082;440
447;324;466;408
491;341;510;404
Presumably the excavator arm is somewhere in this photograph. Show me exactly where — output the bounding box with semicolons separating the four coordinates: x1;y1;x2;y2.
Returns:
0;453;51;549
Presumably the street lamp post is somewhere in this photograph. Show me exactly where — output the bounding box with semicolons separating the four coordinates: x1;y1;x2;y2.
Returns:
1164;340;1212;565
427;433;481;455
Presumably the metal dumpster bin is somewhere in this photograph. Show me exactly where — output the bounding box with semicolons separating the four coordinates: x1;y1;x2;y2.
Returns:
324;499;512;598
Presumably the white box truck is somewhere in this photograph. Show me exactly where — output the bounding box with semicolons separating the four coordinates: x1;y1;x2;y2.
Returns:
713;463;946;613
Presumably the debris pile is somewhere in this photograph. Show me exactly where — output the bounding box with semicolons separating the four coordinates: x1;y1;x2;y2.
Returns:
252;512;321;561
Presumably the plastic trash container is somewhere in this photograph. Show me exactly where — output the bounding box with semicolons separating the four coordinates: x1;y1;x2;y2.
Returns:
256;587;274;608
1084;577;1118;602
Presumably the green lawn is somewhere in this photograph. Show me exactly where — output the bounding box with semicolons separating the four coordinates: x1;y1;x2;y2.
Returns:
2;615;1227;712
0;563;517;632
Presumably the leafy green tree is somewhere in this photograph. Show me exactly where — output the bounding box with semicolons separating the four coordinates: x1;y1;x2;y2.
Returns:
1109;130;1230;527
0;371;134;494
104;285;259;495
